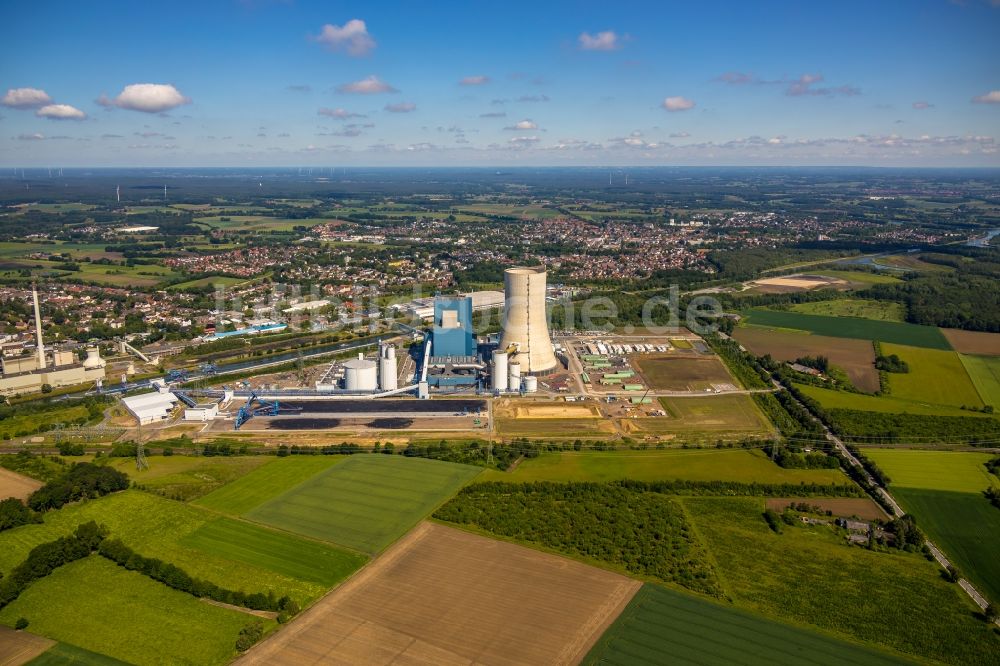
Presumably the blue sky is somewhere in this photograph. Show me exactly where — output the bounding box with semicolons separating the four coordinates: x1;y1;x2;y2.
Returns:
2;0;999;166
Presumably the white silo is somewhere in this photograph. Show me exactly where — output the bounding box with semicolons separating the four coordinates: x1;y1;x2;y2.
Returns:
499;266;558;374
508;361;521;390
379;344;398;391
343;358;378;391
521;375;538;393
492;351;509;392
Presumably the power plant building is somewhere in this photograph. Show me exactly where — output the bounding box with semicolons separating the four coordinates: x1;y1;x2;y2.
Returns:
431;296;476;360
498;266;558;374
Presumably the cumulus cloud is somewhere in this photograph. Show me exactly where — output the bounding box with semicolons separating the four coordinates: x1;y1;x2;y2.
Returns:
912;101;934;110
35;104;86;120
313;19;376;56
480;111;506;118
508;135;540;145
384;102;416;113
662;96;696;112
578;30;621;51
98;83;191;113
336;75;397;94
460;75;490;86
505;119;538;130
17;133;45;141
3;87;53;109
972;90;1000;104
318;107;365;119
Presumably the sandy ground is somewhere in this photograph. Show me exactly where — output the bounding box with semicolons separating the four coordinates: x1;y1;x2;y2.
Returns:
0;468;43;501
237;522;640;666
751;275;847;290
493;400;601;420
0;626;55;665
766;497;890;521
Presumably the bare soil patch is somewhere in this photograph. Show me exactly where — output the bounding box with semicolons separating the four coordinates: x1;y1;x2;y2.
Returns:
0;468;43;501
766;497;889;521
237;522;640;666
0;626;55;665
733;327;879;393
748;274;848;294
941;328;1000;356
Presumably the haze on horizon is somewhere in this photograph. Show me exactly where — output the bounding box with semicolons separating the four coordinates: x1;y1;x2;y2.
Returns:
2;0;999;168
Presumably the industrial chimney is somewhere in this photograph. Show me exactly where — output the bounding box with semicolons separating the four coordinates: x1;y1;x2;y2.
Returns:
32;286;45;369
499;266;557;374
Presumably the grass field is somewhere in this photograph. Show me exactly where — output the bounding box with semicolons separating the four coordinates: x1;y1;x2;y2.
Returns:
0;490;360;605
960;353;1000;407
795;383;993;417
632;355;738;391
246;455;481;553
0;404;91;439
880;343;983;408
684;496;998;666
583;584;910;666
733;328;879;393
495;417;617;438
0;556;261;666
108;455;272;501
648;394;772;436
0;258;178;287
787;299;906;322
860;449;999;493
168;275;248;290
894;487;1000;604
27;643;129;666
741;309;951;349
942;328;1000;356
180;517;367;586
194;456;344;515
477;449;850;485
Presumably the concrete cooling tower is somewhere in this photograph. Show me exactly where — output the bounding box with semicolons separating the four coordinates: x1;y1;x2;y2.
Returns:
499;266;558;374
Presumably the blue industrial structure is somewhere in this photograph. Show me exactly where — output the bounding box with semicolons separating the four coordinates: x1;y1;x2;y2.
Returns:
431;296;476;358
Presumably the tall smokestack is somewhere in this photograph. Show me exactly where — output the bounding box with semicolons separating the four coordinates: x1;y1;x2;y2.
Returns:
32;285;45;369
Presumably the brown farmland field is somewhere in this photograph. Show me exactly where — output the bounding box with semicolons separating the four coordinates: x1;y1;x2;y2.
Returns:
766;497;890;521
941;328;1000;356
632;354;738;391
0;626;54;664
733;327;879;392
238;522;640;666
0;467;43;501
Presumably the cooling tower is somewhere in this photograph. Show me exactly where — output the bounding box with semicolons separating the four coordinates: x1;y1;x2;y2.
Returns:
499;266;558;374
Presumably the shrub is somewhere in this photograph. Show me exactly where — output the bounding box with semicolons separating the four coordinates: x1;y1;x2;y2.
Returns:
14;617;28;630
235;621;264;651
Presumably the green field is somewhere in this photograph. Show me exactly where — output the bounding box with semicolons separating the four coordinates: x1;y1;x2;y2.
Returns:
683;497;998;666
0;490;360;605
246;455;481;553
478;449;849;485
193;456;344;515
861;449;999;493
960;353;1000;407
0;258;179;287
787;299;906;322
894;487;1000;604
28;643;130;665
648;394;772;435
0;404;91;439
108;455;272;501
0;556;261;666
180;517;367;586
168;275;248;291
795;383;991;417
583;584;910;666
742;309;951;349
881;343;983;409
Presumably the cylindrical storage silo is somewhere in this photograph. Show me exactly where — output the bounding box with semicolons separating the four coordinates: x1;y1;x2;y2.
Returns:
343;358;378;391
508;361;521;390
492;351;509;392
499;266;558;374
522;375;538;393
379;345;398;391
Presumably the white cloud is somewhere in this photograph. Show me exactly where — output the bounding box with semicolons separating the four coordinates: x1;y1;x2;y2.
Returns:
17;133;45;141
715;72;755;85
508;135;540;145
314;19;376;56
480;111;506;118
504;119;538;130
516;94;550;103
98;84;191;113
36;104;86;120
385;102;416;113
972;90;1000;104
337;75;397;94
318;107;365;119
662;96;696;112
912;101;934;110
3;87;52;109
786;74;860;97
669;131;691;138
578;30;620;51
460;75;490;86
